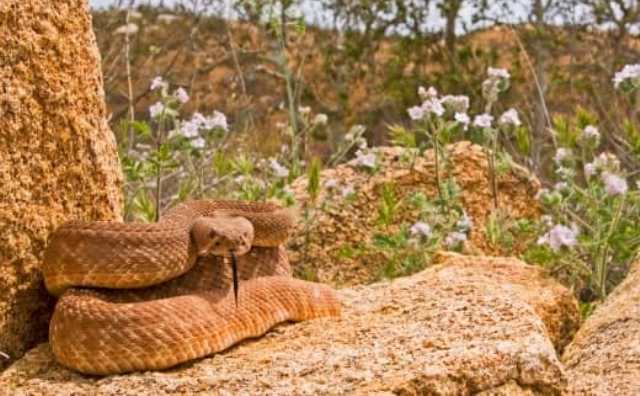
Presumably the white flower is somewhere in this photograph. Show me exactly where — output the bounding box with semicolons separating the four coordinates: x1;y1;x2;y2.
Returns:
269;159;289;178
341;184;355;198
180;118;200;138
353;150;376;169
473;113;493;128
114;23;139;35
410;222;432;238
418;86;438;100
594;152;620;171
601;172;628;196
191;137;206;149
584;162;597;178
445;231;467;248
440;95;469;113
457;212;473;231
150;76;167;91
499;108;521;127
149;102;165;118
454;112;470;129
613;64;640;89
324;179;338;189
583;125;600;140
298;106;311;115
488;67;510;80
421;98;445;117
174;87;189;104
408;106;425;121
537;224;579;252
554;181;569;192
554;148;572;163
203;111;228;131
313;113;328;125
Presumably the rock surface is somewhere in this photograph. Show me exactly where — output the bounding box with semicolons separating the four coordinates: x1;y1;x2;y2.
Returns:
0;0;122;368
563;257;640;395
289;141;541;286
0;254;578;395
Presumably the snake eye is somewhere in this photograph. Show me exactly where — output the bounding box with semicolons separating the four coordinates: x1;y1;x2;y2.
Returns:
209;230;217;238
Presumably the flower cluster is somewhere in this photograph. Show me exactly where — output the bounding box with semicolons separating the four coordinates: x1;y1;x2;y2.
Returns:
473;113;493;129
498;108;521;127
537;224;579;252
352;150;376;169
410;222;432;238
407;86;472;133
613;64;640;90
347;132;377;170
482;67;511;104
177;111;228;148
324;178;356;199
269;159;290;178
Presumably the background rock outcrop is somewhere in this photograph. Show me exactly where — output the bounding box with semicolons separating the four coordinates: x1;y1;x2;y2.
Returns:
0;0;122;368
289;141;541;286
563;257;640;394
0;255;578;395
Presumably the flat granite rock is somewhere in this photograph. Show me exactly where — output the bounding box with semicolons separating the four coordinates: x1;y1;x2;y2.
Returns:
563;258;640;395
0;254;578;395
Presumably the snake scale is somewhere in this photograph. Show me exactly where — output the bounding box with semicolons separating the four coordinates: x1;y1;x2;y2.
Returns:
42;200;341;375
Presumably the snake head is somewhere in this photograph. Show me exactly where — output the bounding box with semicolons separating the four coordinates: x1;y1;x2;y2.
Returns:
191;216;254;257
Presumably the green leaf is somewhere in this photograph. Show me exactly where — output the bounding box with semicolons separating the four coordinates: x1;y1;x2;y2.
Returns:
307;157;322;202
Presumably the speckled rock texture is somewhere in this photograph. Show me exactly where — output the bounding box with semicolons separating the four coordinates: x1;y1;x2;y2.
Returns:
0;0;123;369
0;254;578;395
563;257;640;395
289;141;541;286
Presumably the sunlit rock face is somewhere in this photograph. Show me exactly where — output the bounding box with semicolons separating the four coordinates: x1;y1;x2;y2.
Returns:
0;0;122;369
564;258;640;395
0;254;578;394
289;141;541;286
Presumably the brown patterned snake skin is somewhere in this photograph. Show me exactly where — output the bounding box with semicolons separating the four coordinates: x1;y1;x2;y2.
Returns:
42;200;341;375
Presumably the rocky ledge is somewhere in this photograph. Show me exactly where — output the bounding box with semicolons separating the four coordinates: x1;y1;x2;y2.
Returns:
0;254;579;395
563;258;640;394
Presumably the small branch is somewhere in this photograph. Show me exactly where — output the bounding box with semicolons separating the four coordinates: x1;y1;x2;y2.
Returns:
225;23;247;96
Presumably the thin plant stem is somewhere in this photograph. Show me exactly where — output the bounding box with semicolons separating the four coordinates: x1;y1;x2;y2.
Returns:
596;195;626;298
154;116;165;222
433;135;443;203
424;118;444;203
124;6;135;153
490;131;499;210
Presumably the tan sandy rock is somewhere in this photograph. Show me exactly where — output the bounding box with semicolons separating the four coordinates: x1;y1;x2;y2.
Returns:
563;257;640;395
0;255;577;395
0;0;122;368
289;141;541;286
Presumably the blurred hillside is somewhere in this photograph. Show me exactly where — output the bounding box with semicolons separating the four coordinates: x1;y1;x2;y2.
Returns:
92;4;640;175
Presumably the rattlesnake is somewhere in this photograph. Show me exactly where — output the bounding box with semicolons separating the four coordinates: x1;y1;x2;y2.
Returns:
42;200;341;375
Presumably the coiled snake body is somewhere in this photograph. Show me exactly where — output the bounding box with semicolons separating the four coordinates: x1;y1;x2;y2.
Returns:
42;200;340;375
